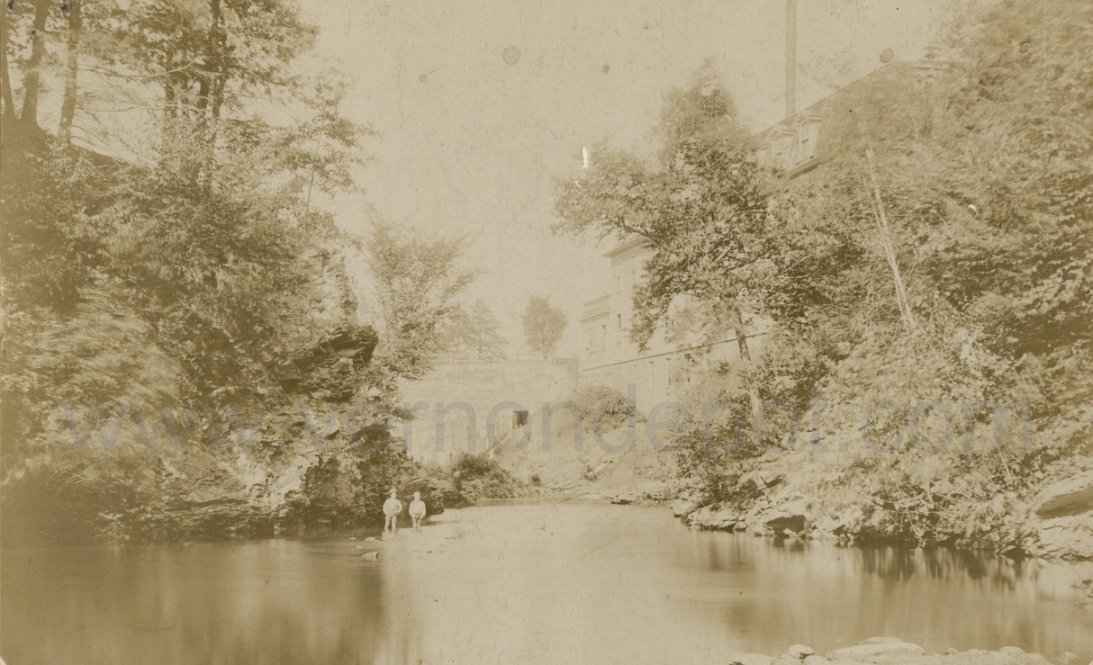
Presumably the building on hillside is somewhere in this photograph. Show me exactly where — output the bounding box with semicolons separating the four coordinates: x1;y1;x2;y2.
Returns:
578;60;946;412
578;238;768;413
753;60;948;176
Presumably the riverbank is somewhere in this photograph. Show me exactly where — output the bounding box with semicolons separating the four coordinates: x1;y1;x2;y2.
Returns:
490;385;1093;562
502;446;1093;562
670;458;1093;561
727;637;1083;665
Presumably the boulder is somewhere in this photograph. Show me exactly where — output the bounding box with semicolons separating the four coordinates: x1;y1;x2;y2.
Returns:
826;638;925;660
859;637;903;645
788;644;815;659
1035;470;1093;518
637;481;671;501
671;496;701;518
738;472;784;497
611;492;637;505
727;654;774;665
766;513;808;534
689;504;742;529
1032;515;1093;559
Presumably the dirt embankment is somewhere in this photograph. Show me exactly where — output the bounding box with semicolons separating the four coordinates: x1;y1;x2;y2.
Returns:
491;405;676;503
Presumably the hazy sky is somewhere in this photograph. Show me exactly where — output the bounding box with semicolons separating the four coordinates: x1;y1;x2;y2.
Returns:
299;0;945;354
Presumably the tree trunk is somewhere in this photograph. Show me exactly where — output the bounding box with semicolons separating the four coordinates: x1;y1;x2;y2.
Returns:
201;0;226;190
59;0;82;144
1;1;17;121
163;48;177;117
19;0;51;129
730;301;764;448
196;0;221;117
862;148;916;334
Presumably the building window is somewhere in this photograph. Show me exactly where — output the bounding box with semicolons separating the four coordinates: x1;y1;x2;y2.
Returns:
798;121;819;161
773;136;791;169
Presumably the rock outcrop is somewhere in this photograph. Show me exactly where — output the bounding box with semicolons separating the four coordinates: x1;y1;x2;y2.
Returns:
677;454;1093;560
149;248;398;539
728;637;1066;665
1035;470;1093;518
1027;469;1093;560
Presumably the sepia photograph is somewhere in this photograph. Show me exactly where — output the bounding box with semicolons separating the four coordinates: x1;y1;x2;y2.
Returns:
1;0;1091;663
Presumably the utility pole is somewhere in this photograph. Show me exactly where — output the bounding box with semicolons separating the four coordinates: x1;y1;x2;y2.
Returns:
785;0;798;119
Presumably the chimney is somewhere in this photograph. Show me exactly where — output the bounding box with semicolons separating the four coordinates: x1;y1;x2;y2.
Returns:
785;0;797;119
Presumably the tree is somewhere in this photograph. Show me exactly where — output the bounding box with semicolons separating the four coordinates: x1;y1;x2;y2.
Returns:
365;222;474;382
554;65;770;420
629;0;1091;547
58;0;82;144
522;296;566;358
0;0;392;542
2;0;367;390
438;299;508;359
763;0;1093;400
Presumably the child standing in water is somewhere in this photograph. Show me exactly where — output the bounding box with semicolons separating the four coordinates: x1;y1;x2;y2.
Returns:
408;491;427;531
382;489;403;533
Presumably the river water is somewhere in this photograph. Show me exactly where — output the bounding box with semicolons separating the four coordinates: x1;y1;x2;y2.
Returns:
3;502;1092;664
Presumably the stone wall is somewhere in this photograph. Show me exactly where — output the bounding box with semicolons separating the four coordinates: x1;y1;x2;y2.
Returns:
399;358;578;465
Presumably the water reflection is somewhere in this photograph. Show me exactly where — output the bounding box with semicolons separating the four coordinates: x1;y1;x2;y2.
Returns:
2;539;389;665
3;503;1091;665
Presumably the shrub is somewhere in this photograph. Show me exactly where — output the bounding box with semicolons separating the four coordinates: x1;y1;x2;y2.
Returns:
449;453;523;504
573;385;639;433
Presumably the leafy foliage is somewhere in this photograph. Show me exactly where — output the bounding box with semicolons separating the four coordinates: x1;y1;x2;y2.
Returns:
572;385;639;432
0;0;440;543
448;452;522;504
555;65;768;350
521;295;566;357
437;298;508;359
364;222;475;382
554;2;1093;552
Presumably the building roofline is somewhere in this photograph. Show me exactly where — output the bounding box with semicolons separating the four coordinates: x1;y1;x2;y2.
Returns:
753;60;950;138
596;60;951;258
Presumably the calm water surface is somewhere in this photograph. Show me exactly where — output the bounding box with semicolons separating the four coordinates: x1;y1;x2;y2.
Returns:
3;503;1092;664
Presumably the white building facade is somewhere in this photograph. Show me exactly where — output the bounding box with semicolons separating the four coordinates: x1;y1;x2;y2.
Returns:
578;237;767;413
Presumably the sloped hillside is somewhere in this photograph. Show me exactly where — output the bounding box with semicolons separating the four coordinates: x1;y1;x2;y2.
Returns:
493;386;677;502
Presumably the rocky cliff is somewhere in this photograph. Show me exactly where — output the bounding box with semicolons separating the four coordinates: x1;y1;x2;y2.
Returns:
132;247;403;540
1;246;413;544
